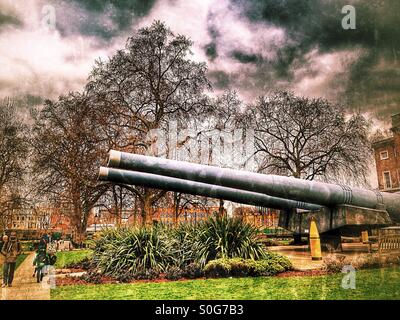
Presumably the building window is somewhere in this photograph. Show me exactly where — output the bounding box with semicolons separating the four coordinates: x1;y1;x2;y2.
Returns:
397;169;400;188
380;150;389;160
383;171;392;189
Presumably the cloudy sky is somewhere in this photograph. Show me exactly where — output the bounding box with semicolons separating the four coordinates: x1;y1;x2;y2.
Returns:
0;0;399;127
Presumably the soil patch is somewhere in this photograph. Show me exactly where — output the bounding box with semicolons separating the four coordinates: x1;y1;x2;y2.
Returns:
55;268;328;286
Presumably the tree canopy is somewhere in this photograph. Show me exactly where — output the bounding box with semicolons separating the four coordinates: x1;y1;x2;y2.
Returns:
246;91;371;184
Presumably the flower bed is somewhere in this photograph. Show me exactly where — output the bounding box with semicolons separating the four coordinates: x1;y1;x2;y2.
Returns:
56;217;297;285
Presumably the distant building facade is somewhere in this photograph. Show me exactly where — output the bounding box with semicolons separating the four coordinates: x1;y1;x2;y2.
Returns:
10;208;50;231
1;204;52;239
372;113;400;193
233;206;279;228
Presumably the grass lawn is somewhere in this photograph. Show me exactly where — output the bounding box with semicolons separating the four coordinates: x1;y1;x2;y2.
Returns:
0;253;28;279
55;250;92;269
52;267;400;300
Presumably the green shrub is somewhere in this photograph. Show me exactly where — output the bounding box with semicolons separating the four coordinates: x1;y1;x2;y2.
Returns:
249;259;284;276
115;271;134;283
228;258;252;277
203;259;231;278
323;254;400;273
166;223;204;267
133;268;160;280
92;217;270;279
203;253;292;278
93;227;174;276
265;252;293;271
80;270;102;284
165;266;184;280
183;262;203;279
196;216;267;265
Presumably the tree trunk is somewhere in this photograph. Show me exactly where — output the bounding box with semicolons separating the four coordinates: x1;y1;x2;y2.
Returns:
218;199;224;218
133;195;138;226
72;203;82;243
119;189;123;226
173;192;181;225
140;192;154;226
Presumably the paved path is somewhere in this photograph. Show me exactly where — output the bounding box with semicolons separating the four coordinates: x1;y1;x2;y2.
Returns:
269;245;324;270
269;243;376;271
1;253;50;300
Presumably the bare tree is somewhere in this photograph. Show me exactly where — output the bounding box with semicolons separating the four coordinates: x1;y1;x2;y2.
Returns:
170;192;215;223
246;91;372;185
96;184;137;226
0;98;30;231
211;90;243;131
32;93;111;242
86;20;211;224
370;128;392;143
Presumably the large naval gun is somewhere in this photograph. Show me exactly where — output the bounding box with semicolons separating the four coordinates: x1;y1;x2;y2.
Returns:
103;150;400;247
98;167;321;211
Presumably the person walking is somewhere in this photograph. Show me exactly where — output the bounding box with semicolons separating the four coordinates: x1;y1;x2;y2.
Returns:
1;231;22;287
0;234;7;252
33;247;48;283
33;247;57;283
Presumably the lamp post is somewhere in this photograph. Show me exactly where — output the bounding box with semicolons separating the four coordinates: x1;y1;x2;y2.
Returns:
94;213;99;233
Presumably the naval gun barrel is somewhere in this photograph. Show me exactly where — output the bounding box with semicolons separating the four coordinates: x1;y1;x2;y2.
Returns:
98;167;321;211
107;150;400;222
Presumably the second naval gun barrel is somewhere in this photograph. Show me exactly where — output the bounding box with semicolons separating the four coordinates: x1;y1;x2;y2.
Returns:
107;150;400;222
98;167;321;211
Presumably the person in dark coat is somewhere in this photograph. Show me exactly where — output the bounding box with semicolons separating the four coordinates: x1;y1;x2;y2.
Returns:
1;231;22;287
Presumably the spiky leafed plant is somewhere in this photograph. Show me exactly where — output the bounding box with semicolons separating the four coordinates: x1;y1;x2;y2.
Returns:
92;217;268;277
196;216;267;265
93;226;175;276
167;223;204;267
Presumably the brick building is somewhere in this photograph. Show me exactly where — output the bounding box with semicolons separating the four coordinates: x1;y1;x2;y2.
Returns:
87;206;221;230
233;206;279;228
372;113;400;192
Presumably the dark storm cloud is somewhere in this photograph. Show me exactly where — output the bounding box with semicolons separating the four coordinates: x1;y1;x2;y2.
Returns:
71;0;156;36
235;0;399;53
2;0;398;122
0;11;21;28
204;42;217;61
232;51;260;64
229;0;400;119
204;24;219;61
53;0;157;40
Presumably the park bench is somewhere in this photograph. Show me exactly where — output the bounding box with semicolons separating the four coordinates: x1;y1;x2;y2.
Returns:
340;234;378;253
378;233;400;255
